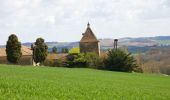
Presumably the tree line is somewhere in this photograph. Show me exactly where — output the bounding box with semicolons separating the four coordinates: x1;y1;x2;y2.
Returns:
6;34;48;65
6;34;138;72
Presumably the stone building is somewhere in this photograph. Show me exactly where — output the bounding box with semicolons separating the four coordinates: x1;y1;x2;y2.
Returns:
79;23;100;55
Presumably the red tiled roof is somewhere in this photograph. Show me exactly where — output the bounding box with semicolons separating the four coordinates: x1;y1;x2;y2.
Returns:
0;48;6;57
0;46;32;57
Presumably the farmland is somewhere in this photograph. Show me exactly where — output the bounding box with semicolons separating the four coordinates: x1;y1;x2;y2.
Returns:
0;64;170;99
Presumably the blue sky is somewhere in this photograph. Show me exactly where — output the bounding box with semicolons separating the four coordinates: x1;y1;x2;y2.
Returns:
0;0;170;45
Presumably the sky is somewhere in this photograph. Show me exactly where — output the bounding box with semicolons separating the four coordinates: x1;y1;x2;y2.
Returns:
0;0;170;45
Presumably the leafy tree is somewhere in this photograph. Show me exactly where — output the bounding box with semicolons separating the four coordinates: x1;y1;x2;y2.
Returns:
6;34;22;64
104;49;137;72
69;47;80;54
52;46;57;53
62;48;69;53
33;38;48;65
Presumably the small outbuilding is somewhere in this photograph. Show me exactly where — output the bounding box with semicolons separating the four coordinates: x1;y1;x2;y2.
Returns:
0;46;33;65
79;23;100;55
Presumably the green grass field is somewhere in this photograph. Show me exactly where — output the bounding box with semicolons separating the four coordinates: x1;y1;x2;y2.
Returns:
0;65;170;100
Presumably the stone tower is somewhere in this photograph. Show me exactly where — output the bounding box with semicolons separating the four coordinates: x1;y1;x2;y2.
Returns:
79;23;100;55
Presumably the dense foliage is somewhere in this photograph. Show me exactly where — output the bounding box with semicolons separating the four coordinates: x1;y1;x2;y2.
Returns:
85;53;103;69
61;48;69;53
44;48;137;72
66;53;86;67
33;38;48;64
66;53;102;68
6;34;22;64
104;49;137;72
69;47;80;54
52;46;57;53
45;49;137;73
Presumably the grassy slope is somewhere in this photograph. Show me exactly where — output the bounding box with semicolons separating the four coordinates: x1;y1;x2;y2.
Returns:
0;65;170;100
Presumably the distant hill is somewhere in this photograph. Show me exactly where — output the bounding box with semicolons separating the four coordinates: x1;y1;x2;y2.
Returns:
101;36;170;47
1;36;170;53
99;36;170;53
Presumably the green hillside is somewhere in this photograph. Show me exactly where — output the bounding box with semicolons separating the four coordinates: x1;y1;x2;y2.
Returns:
0;65;170;100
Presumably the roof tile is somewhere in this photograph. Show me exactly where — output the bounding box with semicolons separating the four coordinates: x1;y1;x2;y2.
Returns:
80;25;99;42
0;46;32;57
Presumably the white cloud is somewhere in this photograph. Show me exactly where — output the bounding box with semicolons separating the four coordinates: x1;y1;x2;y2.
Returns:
0;0;170;45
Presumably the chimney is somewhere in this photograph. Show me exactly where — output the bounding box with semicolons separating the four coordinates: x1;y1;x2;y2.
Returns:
114;39;118;49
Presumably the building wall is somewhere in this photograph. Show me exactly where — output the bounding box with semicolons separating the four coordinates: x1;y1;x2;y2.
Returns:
80;42;100;55
0;57;8;64
0;56;33;65
19;56;33;65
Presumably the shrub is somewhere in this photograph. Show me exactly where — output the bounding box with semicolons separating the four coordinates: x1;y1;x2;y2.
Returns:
62;48;69;53
104;49;137;72
44;59;64;67
72;53;87;67
85;53;104;69
66;53;87;67
44;59;54;67
53;60;63;67
66;53;104;68
52;46;57;53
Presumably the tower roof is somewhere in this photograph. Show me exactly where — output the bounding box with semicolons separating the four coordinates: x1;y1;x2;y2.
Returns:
80;23;98;42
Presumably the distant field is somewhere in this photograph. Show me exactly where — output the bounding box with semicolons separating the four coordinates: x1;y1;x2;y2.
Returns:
0;65;170;99
156;40;170;46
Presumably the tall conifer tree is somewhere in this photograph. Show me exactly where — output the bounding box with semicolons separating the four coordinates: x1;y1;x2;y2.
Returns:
33;38;48;65
6;34;22;64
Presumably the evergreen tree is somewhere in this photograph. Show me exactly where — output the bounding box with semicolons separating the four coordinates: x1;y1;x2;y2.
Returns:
62;48;69;53
52;46;57;53
104;49;137;72
6;34;22;64
65;48;69;53
33;38;48;64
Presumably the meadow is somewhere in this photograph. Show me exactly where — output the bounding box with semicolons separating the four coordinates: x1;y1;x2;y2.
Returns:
0;64;170;100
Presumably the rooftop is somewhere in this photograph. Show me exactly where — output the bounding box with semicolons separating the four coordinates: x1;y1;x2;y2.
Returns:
80;23;99;43
0;46;32;57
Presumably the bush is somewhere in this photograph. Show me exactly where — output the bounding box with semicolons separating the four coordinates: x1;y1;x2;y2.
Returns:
66;53;86;67
66;53;104;68
44;59;54;67
53;60;63;67
104;49;137;72
66;53;87;67
62;48;69;53
44;59;63;67
74;53;87;67
85;53;104;69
